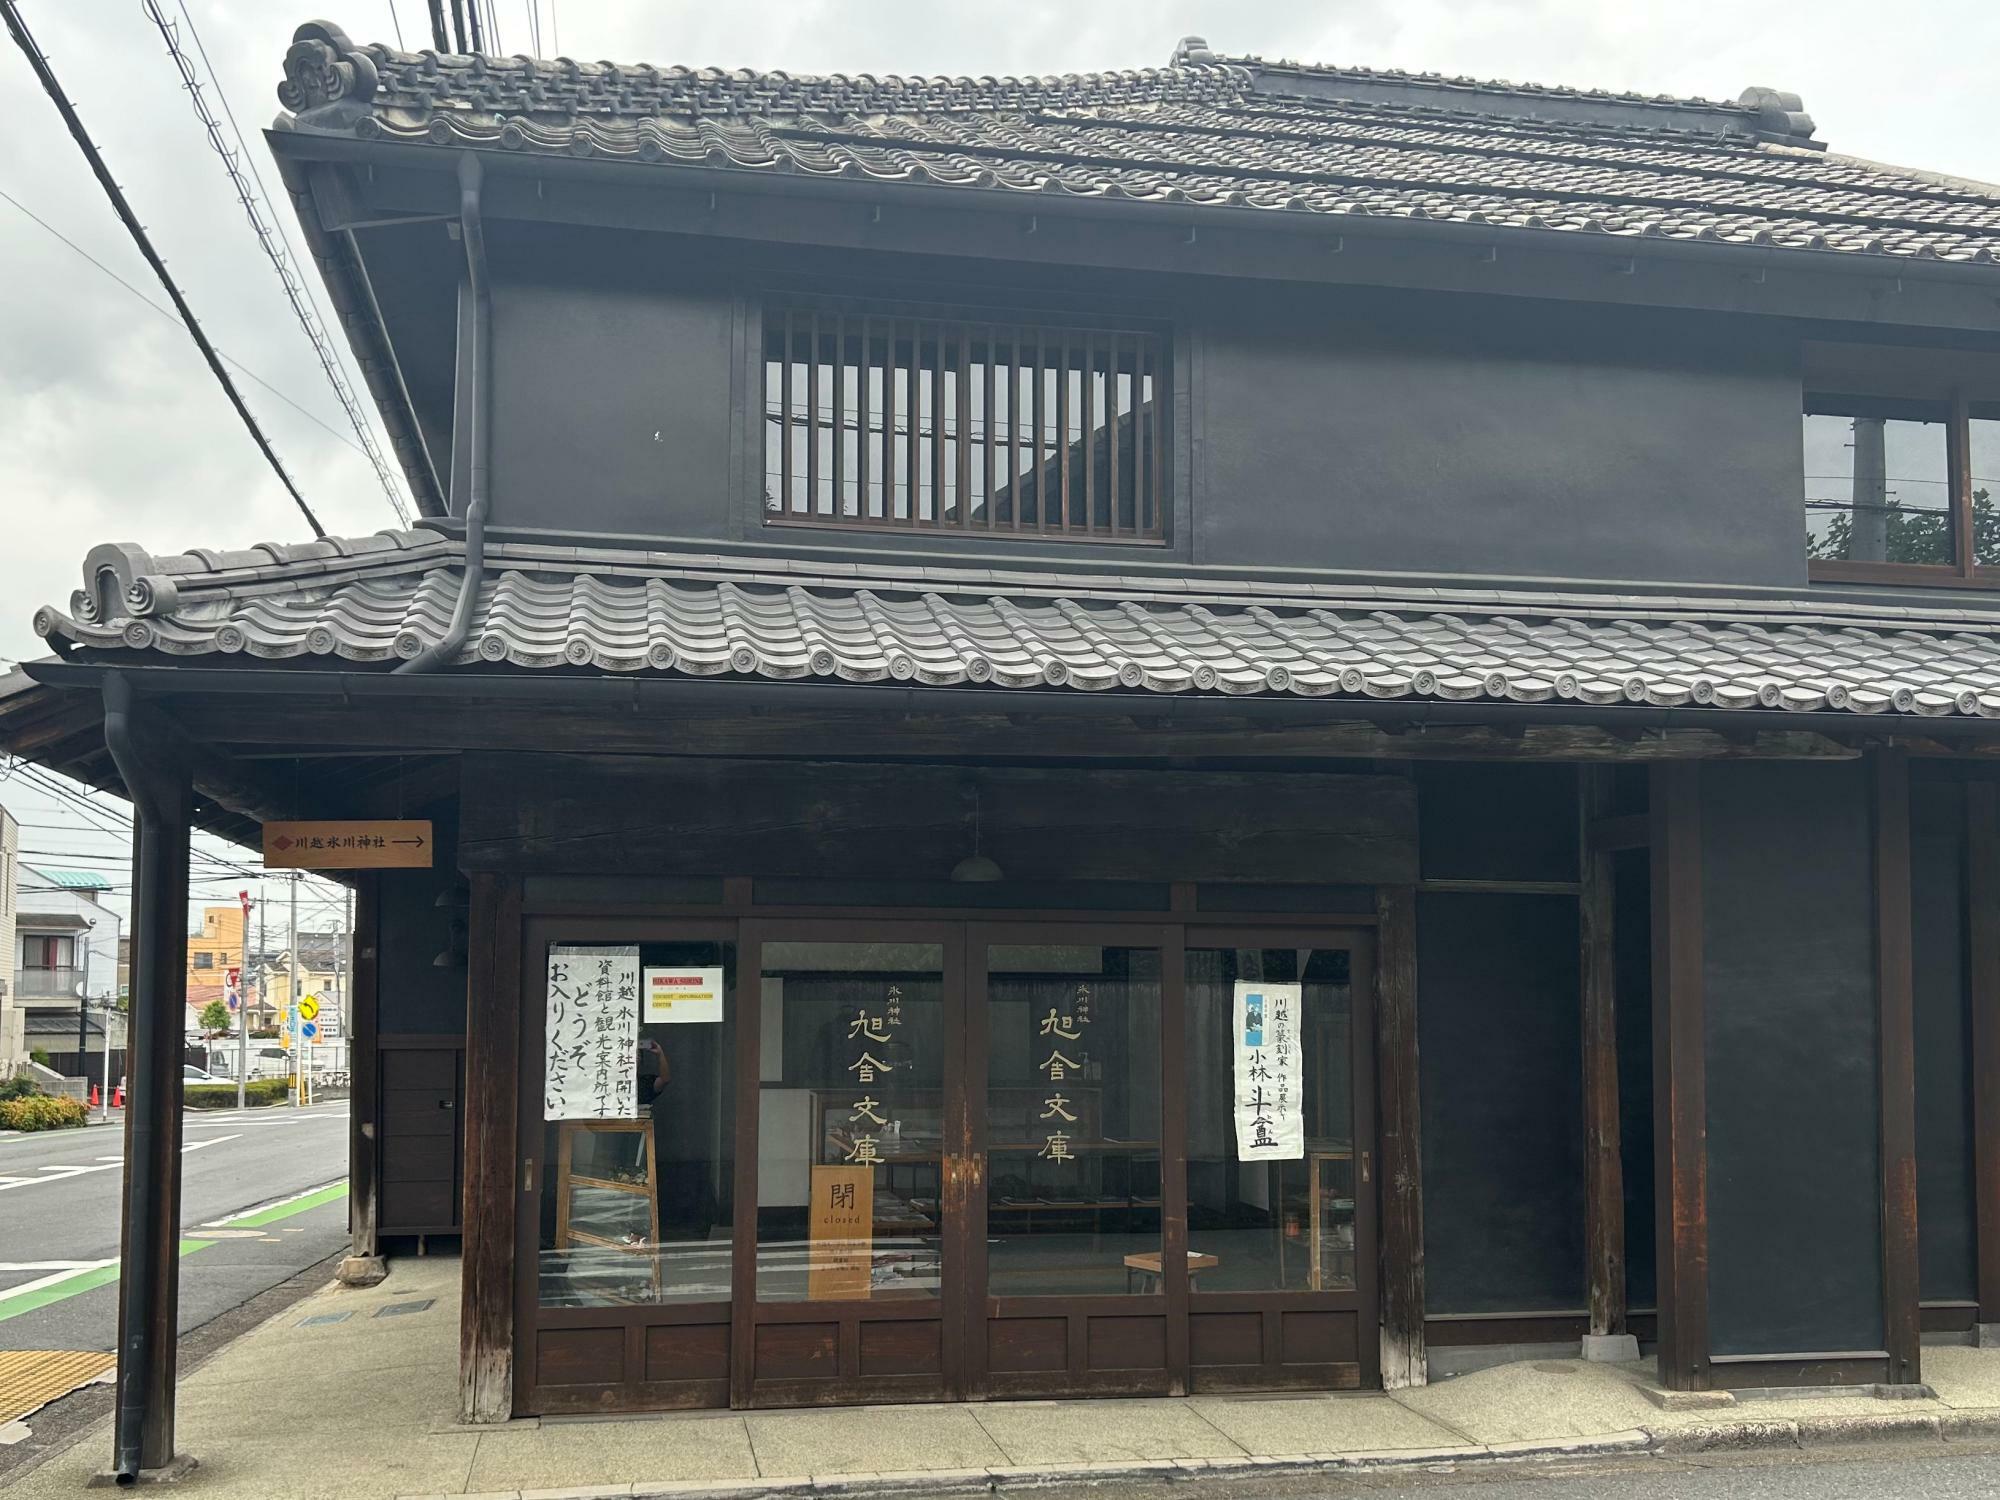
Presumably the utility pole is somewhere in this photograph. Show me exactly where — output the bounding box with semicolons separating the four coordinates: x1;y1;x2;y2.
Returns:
76;917;93;1080
235;890;251;1109
289;873;302;1108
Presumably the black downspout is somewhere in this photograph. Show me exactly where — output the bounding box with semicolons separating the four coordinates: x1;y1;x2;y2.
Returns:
103;670;191;1484
397;152;489;676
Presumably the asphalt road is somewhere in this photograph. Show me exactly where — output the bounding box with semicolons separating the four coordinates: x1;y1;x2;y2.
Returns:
1024;1444;2000;1499
0;1104;349;1351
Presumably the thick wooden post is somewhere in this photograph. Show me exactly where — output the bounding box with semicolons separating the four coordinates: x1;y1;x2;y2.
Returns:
1874;750;1921;1383
1650;762;1709;1390
460;872;522;1423
1971;783;2000;1342
338;875;386;1285
1375;884;1426;1389
1580;767;1628;1352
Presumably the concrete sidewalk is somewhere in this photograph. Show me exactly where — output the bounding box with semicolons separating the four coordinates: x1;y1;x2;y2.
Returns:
13;1256;2000;1500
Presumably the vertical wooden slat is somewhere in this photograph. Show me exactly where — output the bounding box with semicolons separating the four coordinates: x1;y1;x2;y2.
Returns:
1875;749;1921;1385
950;927;981;1399
957;323;972;529
1970;782;2000;1334
1651;761;1710;1392
832;314;845;518
1057;332;1071;533
1082;330;1096;535
1580;766;1626;1341
729;924;763;1408
1108;332;1122;537
339;874;384;1283
1375;884;1426;1389
779;309;793;515
983;325;996;532
931;322;946;525
1032;331;1046;532
805;312;820;517
461;872;522;1423
1150;334;1165;540
1008;329;1022;531
1139;338;1155;538
906;321;921;528
857;315;872;519
1953;391;1975;576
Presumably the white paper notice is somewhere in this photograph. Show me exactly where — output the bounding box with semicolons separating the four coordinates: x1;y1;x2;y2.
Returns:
1233;980;1304;1161
645;966;725;1024
544;944;641;1120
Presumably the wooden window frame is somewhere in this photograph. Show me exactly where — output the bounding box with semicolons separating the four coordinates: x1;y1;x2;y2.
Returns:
760;295;1170;547
1806;390;1988;588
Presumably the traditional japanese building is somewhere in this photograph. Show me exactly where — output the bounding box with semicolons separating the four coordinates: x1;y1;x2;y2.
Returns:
9;19;2000;1480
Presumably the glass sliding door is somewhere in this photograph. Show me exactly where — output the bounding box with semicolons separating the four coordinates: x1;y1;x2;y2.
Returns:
1182;932;1376;1390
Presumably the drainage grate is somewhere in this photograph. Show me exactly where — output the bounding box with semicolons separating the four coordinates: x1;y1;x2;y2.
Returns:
373;1299;436;1318
297;1311;353;1327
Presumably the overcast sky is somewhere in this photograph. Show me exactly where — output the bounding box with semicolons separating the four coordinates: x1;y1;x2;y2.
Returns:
3;0;1999;921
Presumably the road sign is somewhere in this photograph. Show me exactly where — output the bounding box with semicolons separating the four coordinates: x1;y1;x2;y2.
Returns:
297;996;320;1023
262;819;433;870
301;1020;319;1041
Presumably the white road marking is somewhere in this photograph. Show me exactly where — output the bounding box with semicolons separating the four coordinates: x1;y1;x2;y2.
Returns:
0;1261;104;1272
0;1133;238;1191
0;1260;114;1297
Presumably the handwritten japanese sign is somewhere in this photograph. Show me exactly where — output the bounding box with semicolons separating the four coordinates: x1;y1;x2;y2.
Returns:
1233;981;1303;1161
544;944;641;1121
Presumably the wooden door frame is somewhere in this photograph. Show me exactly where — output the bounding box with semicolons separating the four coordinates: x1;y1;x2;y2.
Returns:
736;917;967;1406
1180;925;1381;1393
513;915;740;1416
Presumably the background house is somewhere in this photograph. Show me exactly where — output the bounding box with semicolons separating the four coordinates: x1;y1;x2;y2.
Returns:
14;866;121;1079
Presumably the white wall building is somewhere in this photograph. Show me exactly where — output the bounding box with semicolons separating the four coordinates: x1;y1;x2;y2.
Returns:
14;866;123;1072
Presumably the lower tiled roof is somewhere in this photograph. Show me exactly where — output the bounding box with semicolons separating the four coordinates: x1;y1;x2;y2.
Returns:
35;534;2000;721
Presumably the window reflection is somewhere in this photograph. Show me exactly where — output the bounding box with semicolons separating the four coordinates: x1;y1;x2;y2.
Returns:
1186;947;1354;1293
1974;415;2000;568
537;940;736;1308
985;945;1162;1296
1803;405;1953;566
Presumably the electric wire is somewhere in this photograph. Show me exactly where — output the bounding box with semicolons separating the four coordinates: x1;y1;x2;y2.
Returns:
146;0;412;528
0;189;369;457
0;0;324;537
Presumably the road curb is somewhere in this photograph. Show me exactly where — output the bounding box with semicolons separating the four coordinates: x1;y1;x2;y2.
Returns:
388;1407;2000;1500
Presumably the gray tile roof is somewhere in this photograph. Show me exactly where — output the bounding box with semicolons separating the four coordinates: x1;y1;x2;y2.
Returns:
273;23;2000;267
35;532;2000;721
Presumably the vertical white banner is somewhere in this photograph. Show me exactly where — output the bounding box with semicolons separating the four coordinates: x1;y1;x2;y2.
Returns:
544;944;641;1120
1233;980;1304;1161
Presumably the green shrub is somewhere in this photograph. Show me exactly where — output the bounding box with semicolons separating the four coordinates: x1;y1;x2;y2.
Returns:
29;1048;51;1068
0;1076;42;1102
0;1093;90;1131
184;1079;291;1109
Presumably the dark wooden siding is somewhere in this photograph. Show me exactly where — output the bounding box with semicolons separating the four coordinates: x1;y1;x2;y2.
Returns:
1912;774;1976;1304
1702;760;1884;1356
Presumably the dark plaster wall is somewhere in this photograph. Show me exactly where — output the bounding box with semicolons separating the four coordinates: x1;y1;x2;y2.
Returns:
378;801;468;1036
1198;288;1805;587
1417;891;1584;1314
1911;774;1976;1305
1702;760;1883;1357
464;219;1817;590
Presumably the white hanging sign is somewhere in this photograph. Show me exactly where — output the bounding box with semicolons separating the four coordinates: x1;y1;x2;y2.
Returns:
1233;980;1304;1161
544;944;641;1120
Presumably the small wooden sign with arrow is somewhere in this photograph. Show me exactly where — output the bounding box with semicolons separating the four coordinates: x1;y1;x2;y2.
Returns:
262;820;433;870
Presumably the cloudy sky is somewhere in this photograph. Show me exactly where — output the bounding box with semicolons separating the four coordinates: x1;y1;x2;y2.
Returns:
2;0;1999;926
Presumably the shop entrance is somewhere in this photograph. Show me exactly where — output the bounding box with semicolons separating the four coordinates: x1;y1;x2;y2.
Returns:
515;914;1376;1413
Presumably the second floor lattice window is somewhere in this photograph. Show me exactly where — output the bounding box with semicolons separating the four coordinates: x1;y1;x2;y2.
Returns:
764;305;1167;542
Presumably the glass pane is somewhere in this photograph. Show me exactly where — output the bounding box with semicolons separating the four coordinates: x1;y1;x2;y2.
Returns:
1975;416;2000;568
537;940;736;1308
1186;947;1354;1293
1803;409;1953;565
985;945;1161;1296
756;942;944;1301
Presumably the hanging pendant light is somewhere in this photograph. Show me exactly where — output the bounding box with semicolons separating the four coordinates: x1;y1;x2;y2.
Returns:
950;785;1004;883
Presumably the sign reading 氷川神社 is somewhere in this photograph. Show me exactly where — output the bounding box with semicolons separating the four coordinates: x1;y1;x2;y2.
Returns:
544;944;640;1121
1233;980;1303;1161
262;820;432;869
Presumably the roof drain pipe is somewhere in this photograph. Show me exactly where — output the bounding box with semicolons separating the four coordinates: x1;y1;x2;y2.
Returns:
397;151;490;675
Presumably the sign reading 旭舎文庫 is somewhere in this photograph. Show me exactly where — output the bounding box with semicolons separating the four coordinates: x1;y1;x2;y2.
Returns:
1233;980;1304;1162
544;945;640;1121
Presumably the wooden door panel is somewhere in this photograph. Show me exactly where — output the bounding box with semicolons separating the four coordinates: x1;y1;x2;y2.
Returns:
754;1322;840;1380
860;1319;944;1375
1087;1314;1167;1371
536;1326;625;1386
644;1323;730;1381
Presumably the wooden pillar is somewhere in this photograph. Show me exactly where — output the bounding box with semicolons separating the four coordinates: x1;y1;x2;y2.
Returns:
460;872;522;1424
1971;782;2000;1339
1874;750;1920;1384
1375;884;1425;1389
1580;767;1627;1344
1650;762;1709;1390
338;875;386;1286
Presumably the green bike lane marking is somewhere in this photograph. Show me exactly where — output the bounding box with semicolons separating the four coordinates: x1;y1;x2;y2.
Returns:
0;1180;347;1325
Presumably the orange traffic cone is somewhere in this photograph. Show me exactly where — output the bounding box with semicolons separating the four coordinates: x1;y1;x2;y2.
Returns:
90;1083;100;1108
112;1083;125;1108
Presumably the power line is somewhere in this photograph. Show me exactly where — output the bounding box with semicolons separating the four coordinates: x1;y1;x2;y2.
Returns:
0;189;370;457
0;0;325;538
147;0;411;528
